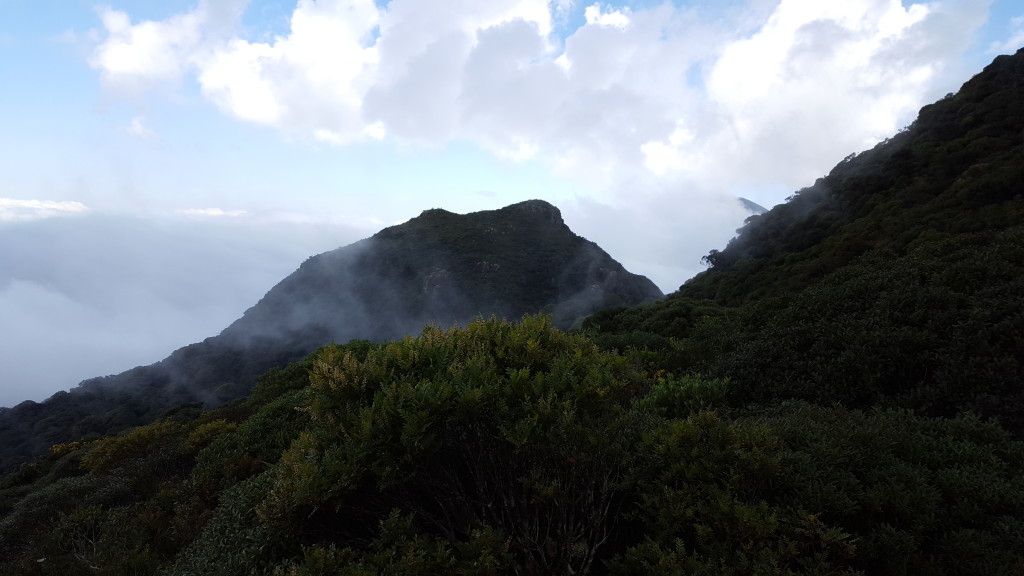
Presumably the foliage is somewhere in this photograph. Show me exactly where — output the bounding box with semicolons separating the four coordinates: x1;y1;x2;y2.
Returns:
2;316;1024;574
761;404;1024;575
692;228;1024;431
616;404;1024;575
616;411;860;576
260;315;657;575
273;511;511;576
163;471;293;576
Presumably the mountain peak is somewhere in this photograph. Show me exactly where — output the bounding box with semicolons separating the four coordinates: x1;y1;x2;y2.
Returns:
409;199;564;229
243;199;659;342
0;199;663;472
500;199;564;224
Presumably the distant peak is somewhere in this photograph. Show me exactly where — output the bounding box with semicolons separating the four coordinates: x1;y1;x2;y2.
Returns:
738;197;768;215
501;199;564;225
417;207;456;219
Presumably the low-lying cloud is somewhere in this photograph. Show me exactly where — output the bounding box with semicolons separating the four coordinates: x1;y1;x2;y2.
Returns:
0;198;90;222
0;213;362;407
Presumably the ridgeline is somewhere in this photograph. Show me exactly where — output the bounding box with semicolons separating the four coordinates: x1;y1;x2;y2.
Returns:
0;200;661;473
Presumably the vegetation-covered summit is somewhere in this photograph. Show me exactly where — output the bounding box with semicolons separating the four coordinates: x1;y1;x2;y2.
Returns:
0;200;661;474
224;199;662;348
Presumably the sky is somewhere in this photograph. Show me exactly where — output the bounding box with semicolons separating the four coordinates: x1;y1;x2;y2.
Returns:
1;0;1022;407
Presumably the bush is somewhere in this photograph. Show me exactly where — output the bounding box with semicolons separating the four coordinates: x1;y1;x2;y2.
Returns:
260;315;658;574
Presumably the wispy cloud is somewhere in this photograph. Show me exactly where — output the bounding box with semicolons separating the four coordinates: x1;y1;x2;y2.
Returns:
174;207;249;218
988;15;1024;54
0;198;89;222
123;116;156;139
0;212;365;407
584;3;631;29
51;28;100;45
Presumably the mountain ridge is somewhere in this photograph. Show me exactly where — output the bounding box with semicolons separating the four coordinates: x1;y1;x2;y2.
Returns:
0;200;662;472
680;47;1024;303
588;47;1024;433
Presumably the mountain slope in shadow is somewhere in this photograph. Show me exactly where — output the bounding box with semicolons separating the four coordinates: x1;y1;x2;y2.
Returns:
0;200;662;472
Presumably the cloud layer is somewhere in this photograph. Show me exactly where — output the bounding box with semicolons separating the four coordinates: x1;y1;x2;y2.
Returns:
0;198;90;222
83;0;993;287
89;0;987;190
0;213;362;407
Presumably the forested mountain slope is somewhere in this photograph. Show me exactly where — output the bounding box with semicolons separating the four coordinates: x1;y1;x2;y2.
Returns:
684;48;1024;303
2;317;1021;575
588;47;1024;433
0;200;661;473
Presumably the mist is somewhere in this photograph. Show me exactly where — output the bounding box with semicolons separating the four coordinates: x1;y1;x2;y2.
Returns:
562;188;754;293
0;213;363;408
0;201;673;410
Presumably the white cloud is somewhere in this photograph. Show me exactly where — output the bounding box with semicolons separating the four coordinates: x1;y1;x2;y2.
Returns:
583;3;631;29
89;0;248;93
174;208;249;218
198;0;381;140
0;199;89;222
85;0;993;184
85;0;992;279
699;0;942;188
123;116;156;139
90;6;200;89
198;38;285;124
362;121;387;140
640;120;696;175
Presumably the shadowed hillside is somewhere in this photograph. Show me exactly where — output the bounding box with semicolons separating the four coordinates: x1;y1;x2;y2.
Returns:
682;48;1024;304
587;47;1024;434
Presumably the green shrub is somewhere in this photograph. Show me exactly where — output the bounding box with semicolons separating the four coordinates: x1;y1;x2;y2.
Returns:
261;315;657;575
